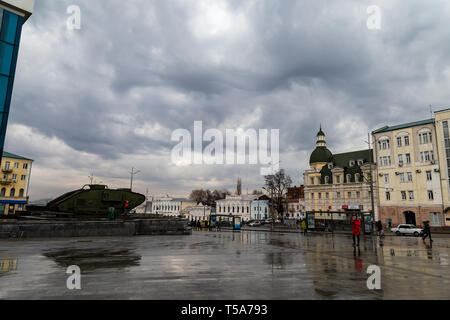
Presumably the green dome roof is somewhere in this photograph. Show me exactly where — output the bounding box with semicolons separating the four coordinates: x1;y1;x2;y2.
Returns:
310;147;333;164
317;128;325;137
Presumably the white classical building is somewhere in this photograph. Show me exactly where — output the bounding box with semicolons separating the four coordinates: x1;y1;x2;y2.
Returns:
182;204;212;221
215;194;259;221
152;197;196;217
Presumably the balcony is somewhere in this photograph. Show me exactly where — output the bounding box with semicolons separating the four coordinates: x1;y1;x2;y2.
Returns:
0;179;12;185
2;168;13;173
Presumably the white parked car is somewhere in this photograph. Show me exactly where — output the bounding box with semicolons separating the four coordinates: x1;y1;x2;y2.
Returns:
390;224;423;237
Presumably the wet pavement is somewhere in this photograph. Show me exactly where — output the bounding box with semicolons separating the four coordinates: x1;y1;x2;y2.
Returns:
0;230;449;299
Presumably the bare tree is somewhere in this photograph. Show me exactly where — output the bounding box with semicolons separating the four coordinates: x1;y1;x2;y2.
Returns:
264;169;292;220
236;177;242;196
189;189;230;207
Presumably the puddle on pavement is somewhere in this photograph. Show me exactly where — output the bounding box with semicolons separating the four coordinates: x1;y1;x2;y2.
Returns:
43;248;141;271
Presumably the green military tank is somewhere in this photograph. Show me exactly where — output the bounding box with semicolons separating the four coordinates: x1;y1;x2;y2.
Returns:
27;184;145;216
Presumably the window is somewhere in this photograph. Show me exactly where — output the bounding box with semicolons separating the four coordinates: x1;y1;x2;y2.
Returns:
405;153;411;164
0;188;5;196
419;132;433;144
324;176;329;184
407;172;413;182
401;191;406;200
2;174;7;179
10;188;15;197
349;160;355;166
408;191;414;200
381;156;391;166
346;174;351;182
401;191;407;200
325;192;329;199
379;139;390;150
404;136;410;146
386;191;391;201
336;192;341;199
310;177;314;185
14;162;18;169
428;190;434;200
355;173;360;182
23;163;28;170
336;175;341;183
426;171;432;181
399;173;405;183
357;160;363;166
12;174;17;181
318;193;322;200
384;174;389;184
4;161;10;170
347;192;352;199
397;137;402;147
398;154;403;165
19;189;24;198
356;191;360;198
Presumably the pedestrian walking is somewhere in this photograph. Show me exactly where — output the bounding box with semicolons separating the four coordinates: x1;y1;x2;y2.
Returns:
351;215;361;247
376;220;384;239
301;219;307;235
124;200;130;216
422;221;433;243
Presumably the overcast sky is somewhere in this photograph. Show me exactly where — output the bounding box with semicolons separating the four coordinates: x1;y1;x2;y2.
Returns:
5;0;450;200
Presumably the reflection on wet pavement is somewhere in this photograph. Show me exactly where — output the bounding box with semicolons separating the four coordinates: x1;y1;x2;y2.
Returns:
43;248;141;272
0;231;449;299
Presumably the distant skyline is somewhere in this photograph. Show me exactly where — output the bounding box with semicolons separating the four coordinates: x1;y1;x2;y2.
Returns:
5;0;450;200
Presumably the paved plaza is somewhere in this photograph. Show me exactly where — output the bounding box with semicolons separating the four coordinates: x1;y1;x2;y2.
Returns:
1;230;449;299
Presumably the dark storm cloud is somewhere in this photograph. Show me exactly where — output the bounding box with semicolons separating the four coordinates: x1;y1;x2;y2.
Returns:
5;0;450;199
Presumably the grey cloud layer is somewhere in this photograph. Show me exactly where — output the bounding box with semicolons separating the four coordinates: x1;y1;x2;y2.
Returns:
5;0;450;199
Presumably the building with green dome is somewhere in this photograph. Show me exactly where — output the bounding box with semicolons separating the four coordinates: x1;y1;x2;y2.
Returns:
303;127;378;227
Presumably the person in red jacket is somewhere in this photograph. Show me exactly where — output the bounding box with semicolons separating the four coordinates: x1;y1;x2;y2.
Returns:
124;200;130;216
351;215;361;247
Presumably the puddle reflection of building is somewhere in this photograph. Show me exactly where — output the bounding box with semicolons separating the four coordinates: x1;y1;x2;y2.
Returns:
0;257;18;274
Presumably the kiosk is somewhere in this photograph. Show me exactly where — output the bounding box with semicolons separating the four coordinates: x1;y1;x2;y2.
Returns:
209;214;241;230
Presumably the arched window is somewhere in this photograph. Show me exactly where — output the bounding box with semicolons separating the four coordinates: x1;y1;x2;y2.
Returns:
355;173;360;182
10;188;15;197
0;188;5;196
19;189;24;197
346;174;351;183
324;176;330;184
378;136;390;150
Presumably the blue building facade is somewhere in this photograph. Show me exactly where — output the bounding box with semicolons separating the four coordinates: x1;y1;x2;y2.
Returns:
251;200;270;220
0;1;33;163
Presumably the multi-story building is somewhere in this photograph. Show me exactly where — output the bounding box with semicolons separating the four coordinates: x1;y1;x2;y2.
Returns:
430;109;450;226
287;185;305;219
0;151;32;215
372;119;443;227
250;198;270;220
182;204;212;221
0;1;34;163
304;127;377;222
215;194;259;221
152;197;196;217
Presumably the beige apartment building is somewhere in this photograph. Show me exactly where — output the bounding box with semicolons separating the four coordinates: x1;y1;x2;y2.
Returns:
304;127;377;224
433;108;450;226
372;119;443;228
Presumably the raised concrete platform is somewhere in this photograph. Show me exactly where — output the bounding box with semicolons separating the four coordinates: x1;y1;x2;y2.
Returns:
0;219;191;239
